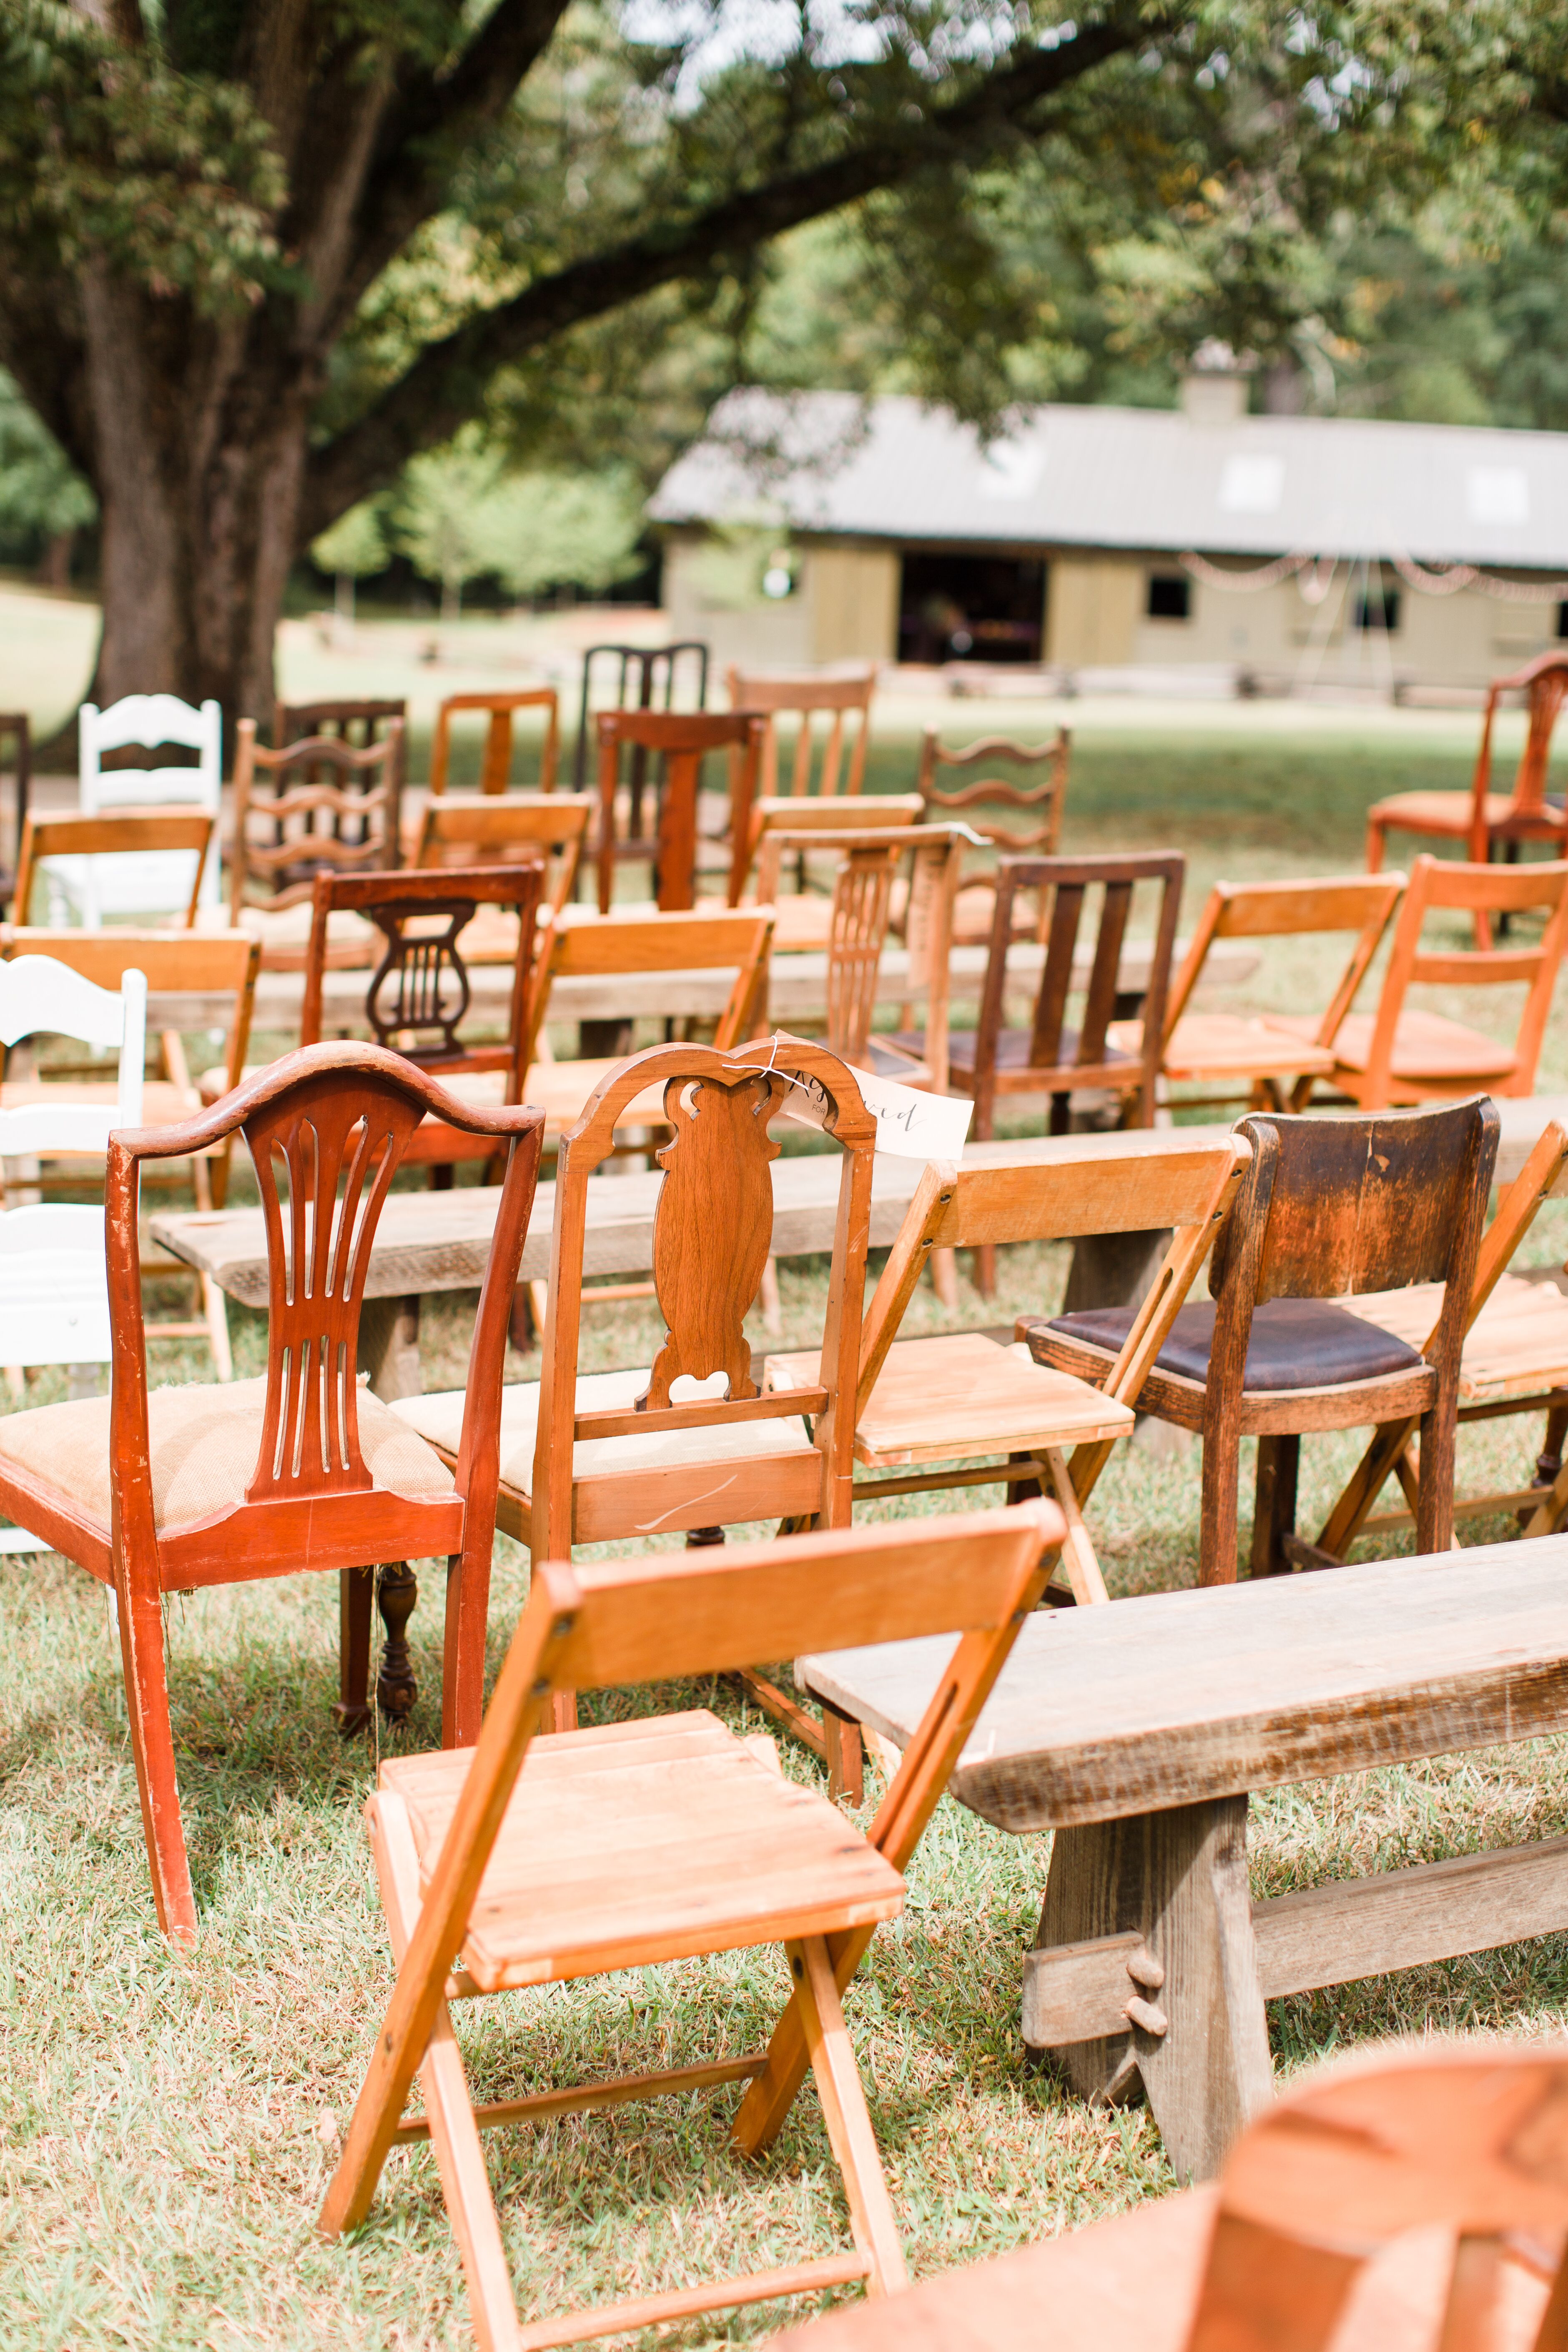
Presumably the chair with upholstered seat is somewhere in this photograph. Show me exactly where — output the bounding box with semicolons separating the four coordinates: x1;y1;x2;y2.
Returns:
1367;648;1568;887
319;1502;1059;2350
0;1043;543;1941
1023;1100;1497;1582
1290;854;1568;1108
390;1034;877;1775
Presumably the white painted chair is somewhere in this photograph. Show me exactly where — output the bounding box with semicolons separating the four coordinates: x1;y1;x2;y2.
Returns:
0;956;146;1554
48;697;223;926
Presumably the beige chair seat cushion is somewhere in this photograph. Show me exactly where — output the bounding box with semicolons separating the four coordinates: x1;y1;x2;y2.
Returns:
1109;1011;1339;1084
1268;1007;1519;1082
0;1373;453;1533
1367;789;1514;836
765;1333;1134;1469
394;1366;813;1494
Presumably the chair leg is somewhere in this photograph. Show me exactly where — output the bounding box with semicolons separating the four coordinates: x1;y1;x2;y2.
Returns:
1199;1408;1243;1586
789;1936;908;2297
116;1562;197;1944
334;1564;375;1735
821;1702;863;1807
416;2002;523;2352
440;1547;488;1747
928;1246;959;1309
1414;1403;1455;1556
1365;818;1386;873
378;1561;420;1724
1248;1434;1300;1577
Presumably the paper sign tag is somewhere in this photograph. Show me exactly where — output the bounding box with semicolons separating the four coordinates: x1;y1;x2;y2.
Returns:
782;1064;972;1160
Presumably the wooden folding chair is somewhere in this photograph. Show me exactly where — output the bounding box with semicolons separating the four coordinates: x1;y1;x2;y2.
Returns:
317;1501;1061;2352
727;665;876;800
1026;1100;1498;1581
426;689;560;799
913;726;1069;945
1151;872;1405;1113
765;2043;1568;2352
0;926;262;1376
0;1043;543;1939
767;1134;1250;1605
389;1034;878;1769
298;864;546;1174
1295;854;1568;1107
14;809;213;931
412;793;593;921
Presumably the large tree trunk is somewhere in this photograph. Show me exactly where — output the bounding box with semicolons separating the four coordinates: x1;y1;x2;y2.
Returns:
80;270;318;738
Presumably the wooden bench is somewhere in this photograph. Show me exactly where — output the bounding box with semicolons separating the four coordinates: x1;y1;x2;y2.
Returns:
800;1538;1568;2183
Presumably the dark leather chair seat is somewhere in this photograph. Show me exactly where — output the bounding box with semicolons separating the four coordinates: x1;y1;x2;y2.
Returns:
1046;1295;1424;1394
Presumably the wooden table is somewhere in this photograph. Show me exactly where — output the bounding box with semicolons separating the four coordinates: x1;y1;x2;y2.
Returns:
800;1537;1568;2181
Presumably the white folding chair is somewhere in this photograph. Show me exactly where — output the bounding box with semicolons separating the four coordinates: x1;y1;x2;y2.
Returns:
49;696;223;926
0;955;146;1553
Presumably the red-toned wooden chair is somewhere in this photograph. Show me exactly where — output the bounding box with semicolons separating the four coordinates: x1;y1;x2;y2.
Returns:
765;2042;1568;2352
0;1043;543;1944
595;708;766;911
1367;648;1568;885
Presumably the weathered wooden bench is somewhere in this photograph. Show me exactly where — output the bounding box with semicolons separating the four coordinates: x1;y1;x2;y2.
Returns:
800;1538;1568;2182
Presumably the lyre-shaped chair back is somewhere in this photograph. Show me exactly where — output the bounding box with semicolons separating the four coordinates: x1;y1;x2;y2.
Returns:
428;690;560;798
232;718;404;915
727;666;875;799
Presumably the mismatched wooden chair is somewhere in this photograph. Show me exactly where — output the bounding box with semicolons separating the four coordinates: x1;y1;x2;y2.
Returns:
78;692;223;922
297;864;546;1178
569;638;710;791
0;1043;543;1942
0;712;31;913
1367;649;1568;882
2;927;262;1376
1152;872;1406;1113
276;697;407;759
426;688;560;802
317;1501;1061;2351
768;1135;1250;1606
412;792;593;922
733;794;923;944
765;2044;1568;2352
391;1036;878;1767
914;725;1069;944
1026;1100;1497;1581
727;665;876;800
231;718;405;917
595;708;766;913
15;809;213;931
1289;854;1568;1107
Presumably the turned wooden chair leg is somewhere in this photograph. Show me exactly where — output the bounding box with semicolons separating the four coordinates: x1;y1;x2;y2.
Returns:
116;1559;197;1945
376;1562;419;1725
335;1564;376;1735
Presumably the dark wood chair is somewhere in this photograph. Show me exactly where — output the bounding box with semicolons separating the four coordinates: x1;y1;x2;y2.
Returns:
231;718;404;916
765;2044;1568;2352
1024;1099;1497;1581
317;1502;1061;2350
595;707;766;912
570;639;710;793
1367;648;1568;879
914;725;1069;945
0;1043;543;1942
276;696;406;763
0;713;30;914
298;862;546;1176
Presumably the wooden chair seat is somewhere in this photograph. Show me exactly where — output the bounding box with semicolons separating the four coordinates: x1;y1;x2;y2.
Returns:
946;1025;1140;1082
767;1333;1134;1469
1046;1297;1425;1395
1126;1010;1340;1084
0;1371;452;1538
1269;1006;1520;1084
381;1709;906;1991
1343;1270;1568;1404
888;875;1039;948
1365;788;1518;840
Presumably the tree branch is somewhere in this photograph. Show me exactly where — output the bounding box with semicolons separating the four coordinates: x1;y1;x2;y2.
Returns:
302;11;1165;531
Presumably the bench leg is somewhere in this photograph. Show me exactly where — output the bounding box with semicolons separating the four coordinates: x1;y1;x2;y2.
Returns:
1031;1796;1272;2181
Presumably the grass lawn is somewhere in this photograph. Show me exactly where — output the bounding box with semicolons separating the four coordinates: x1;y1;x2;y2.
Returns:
0;580;1566;2346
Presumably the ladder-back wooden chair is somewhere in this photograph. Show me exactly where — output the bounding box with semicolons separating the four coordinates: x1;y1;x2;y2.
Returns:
1153;872;1406;1113
318;1501;1062;2351
765;2044;1568;2352
1026;1100;1497;1581
0;1043;544;1941
596;708;766;913
1;927;262;1376
915;725;1069;945
391;1035;878;1756
768;1134;1249;1606
412;793;593;921
298;865;546;1176
728;665;875;800
15;809;213;931
733;795;923;944
1291;854;1568;1108
1367;648;1568;879
425;689;560;802
276;698;406;759
231;718;405;917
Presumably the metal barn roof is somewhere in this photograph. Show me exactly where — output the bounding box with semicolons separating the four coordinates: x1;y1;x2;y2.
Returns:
649;387;1568;570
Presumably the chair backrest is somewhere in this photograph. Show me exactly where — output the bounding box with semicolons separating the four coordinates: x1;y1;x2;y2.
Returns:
427;690;559;798
1164;872;1407;1045
0;926;259;1118
595;708;766;914
0;951;145;1147
570;640;710;790
975;852;1185;1112
1344;853;1568;1103
275;698;406;756
1470;649;1568;825
13;810;214;931
413;792;592;916
526;907;775;1067
81;694;219;774
916;727;1068;851
101;1044;544;1581
299;865;545;1119
231;719;404;916
534;1035;879;1542
739;795;923;902
727;665;875;798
